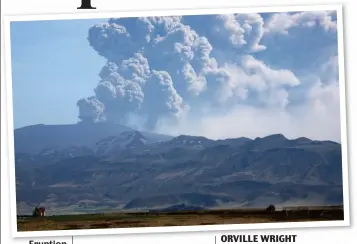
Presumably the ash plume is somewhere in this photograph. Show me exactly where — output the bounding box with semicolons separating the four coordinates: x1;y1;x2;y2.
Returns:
77;11;340;141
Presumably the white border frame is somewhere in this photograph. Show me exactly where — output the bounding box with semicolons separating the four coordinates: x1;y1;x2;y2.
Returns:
3;4;350;239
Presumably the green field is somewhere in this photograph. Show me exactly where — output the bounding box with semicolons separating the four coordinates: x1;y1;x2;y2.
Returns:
17;205;344;231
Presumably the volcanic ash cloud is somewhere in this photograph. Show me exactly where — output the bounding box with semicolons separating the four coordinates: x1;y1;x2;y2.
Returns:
77;12;337;137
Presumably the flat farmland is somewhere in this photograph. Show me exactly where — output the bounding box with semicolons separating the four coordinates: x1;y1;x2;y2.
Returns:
17;205;344;231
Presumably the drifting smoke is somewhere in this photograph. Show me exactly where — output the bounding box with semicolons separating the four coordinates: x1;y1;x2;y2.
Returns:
77;11;340;141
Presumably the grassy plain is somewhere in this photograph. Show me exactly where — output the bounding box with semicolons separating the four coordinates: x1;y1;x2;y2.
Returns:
17;205;344;232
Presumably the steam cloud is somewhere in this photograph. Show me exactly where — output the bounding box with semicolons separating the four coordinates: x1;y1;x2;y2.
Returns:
77;11;340;141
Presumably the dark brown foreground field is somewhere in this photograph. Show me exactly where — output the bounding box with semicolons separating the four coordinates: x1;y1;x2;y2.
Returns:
17;206;344;231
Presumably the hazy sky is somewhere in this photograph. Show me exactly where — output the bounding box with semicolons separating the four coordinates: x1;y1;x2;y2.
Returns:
10;11;342;141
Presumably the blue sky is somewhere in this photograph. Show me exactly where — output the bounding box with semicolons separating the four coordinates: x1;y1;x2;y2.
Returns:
11;19;107;128
10;12;341;141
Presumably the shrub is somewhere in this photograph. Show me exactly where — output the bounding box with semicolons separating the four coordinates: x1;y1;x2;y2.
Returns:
266;204;276;212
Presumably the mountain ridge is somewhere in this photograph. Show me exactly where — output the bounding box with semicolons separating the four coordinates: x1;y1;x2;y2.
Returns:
14;122;173;154
14;123;343;215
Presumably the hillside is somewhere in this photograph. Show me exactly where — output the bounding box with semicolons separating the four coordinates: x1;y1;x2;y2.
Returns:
14;123;343;215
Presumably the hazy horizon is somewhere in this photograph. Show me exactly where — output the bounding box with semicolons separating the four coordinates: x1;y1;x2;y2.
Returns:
13;120;342;143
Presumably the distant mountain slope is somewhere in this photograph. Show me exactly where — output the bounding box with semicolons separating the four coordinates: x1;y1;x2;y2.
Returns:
14;126;344;215
14;122;172;154
95;131;149;156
